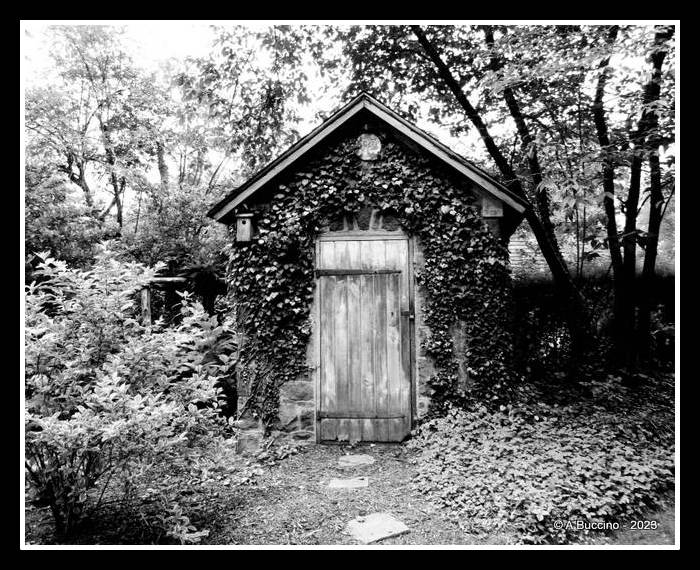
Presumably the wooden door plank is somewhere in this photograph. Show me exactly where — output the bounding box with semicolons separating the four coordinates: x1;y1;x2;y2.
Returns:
347;238;362;416
347;239;361;269
359;240;373;270
370;241;389;441
333;274;348;417
319;241;337;442
319;240;336;268
347;274;361;411
386;272;401;412
335;242;350;423
384;239;401;270
321;420;338;441
349;419;362;443
360;274;375;419
388;418;405;442
391;239;411;440
337;418;351;442
369;239;387;270
359;241;376;441
386;273;402;440
361;418;375;441
318;237;337;428
374;273;389;441
320;275;335;418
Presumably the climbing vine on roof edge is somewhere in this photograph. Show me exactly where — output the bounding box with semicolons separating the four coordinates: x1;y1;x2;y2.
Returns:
224;130;518;430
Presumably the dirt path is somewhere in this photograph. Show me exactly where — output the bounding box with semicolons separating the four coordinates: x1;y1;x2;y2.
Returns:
204;442;675;546
206;443;485;545
25;442;676;546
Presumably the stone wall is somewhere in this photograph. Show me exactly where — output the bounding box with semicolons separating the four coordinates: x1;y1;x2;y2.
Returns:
234;311;317;452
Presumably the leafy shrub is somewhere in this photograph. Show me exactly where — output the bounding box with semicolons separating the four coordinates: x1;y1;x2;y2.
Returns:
154;502;211;545
24;174;118;280
119;183;228;270
24;246;231;537
408;380;674;544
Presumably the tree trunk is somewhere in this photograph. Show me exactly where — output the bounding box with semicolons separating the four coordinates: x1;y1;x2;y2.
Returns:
637;149;664;363
591;26;626;362
76;173;94;209
99;194;118;221
502;79;569;274
99;119;124;229
637;25;675;364
620;150;642;369
156;140;170;192
411;25;593;357
481;26;567;271
618;25;673;371
63;153;94;208
115;176;125;228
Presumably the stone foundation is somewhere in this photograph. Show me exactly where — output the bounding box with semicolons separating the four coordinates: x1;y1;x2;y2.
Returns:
275;379;315;441
232;399;264;453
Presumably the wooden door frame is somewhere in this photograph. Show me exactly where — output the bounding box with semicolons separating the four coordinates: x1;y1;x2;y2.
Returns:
313;230;416;443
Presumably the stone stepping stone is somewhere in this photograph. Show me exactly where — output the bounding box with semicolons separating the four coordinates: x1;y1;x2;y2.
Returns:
346;512;409;544
328;476;369;489
338;454;375;468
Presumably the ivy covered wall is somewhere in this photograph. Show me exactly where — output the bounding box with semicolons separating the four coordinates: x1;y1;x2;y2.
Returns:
223;115;518;442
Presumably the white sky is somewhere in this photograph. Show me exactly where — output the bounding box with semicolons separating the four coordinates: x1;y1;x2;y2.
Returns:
23;22;215;82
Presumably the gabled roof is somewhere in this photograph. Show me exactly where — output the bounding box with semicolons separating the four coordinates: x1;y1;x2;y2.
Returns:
208;92;529;223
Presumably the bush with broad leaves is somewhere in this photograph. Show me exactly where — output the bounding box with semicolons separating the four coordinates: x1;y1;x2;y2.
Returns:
25;245;231;539
408;387;674;544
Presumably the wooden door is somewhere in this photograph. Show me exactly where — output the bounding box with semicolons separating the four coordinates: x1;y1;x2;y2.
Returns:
316;234;412;442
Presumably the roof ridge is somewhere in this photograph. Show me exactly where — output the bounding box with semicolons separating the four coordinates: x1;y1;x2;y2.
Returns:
208;92;529;222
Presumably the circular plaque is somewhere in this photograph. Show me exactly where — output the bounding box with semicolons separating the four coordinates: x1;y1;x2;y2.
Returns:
357;133;382;161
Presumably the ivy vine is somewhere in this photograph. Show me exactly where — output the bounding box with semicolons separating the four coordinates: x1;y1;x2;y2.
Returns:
225;126;517;429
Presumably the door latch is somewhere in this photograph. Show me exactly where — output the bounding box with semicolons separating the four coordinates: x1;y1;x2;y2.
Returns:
401;310;415;320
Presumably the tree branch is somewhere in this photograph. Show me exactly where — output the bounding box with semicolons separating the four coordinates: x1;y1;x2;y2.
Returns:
482;25;565;263
410;25;592;353
410;25;519;187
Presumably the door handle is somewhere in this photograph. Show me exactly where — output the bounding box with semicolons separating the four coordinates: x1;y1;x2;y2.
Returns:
401;310;415;320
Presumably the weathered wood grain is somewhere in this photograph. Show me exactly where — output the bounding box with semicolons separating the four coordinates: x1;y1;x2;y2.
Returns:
317;235;411;442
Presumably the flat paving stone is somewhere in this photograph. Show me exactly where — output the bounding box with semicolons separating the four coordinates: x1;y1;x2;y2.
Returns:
346;512;410;544
338;454;375;468
328;476;369;489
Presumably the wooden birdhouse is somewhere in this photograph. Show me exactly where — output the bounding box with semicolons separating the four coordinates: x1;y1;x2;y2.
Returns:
236;213;254;242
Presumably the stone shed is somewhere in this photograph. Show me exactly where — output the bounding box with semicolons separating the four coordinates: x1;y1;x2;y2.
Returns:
208;92;528;446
